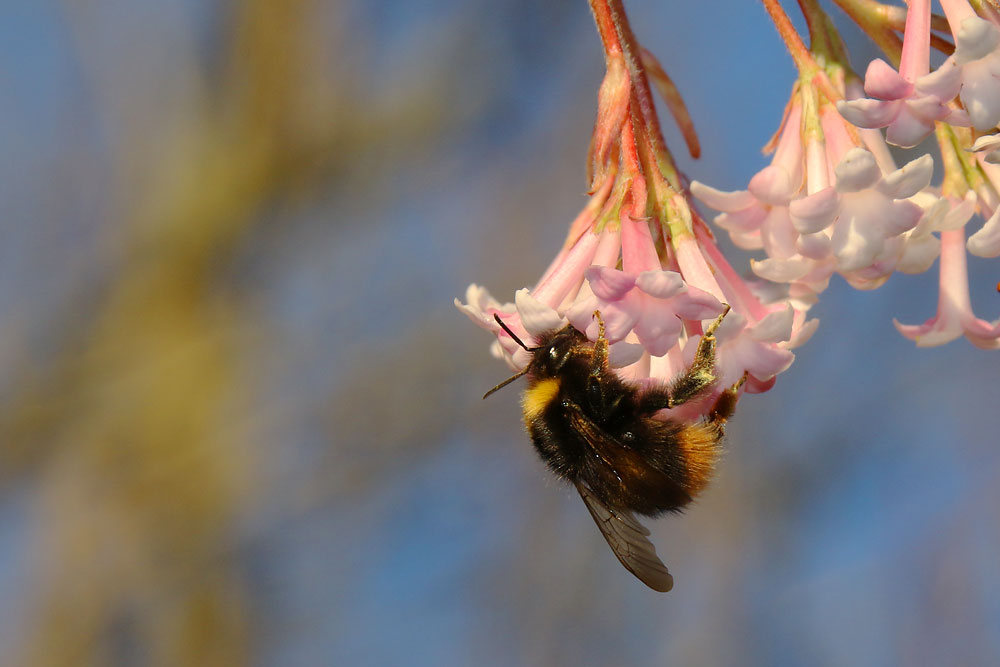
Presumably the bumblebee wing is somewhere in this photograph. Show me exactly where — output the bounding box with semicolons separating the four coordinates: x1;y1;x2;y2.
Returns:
574;480;674;592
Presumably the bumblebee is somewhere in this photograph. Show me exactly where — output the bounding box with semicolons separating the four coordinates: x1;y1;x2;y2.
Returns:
485;307;742;592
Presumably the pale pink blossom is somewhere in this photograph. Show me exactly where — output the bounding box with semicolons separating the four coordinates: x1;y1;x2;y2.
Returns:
894;226;1000;348
697;101;933;294
897;191;977;274
967;206;1000;256
939;13;1000;130
837;60;960;147
836;0;962;147
691;102;803;256
565;266;725;356
458;192;814;413
969;133;1000;164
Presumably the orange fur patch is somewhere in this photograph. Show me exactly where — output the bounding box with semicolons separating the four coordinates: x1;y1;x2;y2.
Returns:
676;422;722;496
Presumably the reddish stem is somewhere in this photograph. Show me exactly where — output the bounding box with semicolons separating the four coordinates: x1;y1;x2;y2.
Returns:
589;0;679;187
760;0;816;73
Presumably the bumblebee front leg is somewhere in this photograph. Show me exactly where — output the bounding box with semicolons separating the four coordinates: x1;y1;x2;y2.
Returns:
586;310;615;417
636;305;730;414
591;310;609;370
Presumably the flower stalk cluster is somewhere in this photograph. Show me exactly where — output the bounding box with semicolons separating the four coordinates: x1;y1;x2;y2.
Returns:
460;0;1000;428
458;0;816;419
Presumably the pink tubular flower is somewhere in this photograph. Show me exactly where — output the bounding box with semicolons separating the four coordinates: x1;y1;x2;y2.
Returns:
894;225;1000;348
690;101;804;257
457;194;812;418
837;0;961;147
694;93;934;297
564;266;725;357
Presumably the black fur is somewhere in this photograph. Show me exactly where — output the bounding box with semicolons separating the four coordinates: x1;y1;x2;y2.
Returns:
523;325;700;517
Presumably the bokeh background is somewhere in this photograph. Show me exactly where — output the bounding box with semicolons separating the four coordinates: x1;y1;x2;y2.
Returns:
2;1;999;665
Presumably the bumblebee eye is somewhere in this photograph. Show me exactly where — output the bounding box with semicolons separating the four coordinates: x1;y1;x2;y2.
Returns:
622;431;635;442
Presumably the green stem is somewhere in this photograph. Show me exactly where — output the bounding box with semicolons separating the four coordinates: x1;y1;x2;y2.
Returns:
829;0;903;66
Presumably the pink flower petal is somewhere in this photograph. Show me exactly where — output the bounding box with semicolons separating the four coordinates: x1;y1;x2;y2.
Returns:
634;270;684;298
689;182;756;211
837;98;900;129
878;154;934;199
748;164;799;205
970;133;1000;164
905;94;952;122
834;148;882;192
515;288;566;335
751;256;813;282
897;234;939;273
915;60;962;100
882;200;923;236
585;266;635;300
715;206;767;233
831;218;880;272
785;316;820;348
893;316;963;346
947;107;972;126
967;206;1000;257
633;305;685;357
672;285;726;321
936;193;977;232
961;61;1000;130
607;341;645;368
454;284;513;330
885;107;935;148
745;305;794;343
954;17;1000;65
971;134;1000;152
796;231;831;259
864;58;911;99
714;334;795;386
790;187;840;233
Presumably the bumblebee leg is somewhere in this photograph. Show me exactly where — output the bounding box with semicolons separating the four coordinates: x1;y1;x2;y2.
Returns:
583;310;606;408
710;371;747;424
585;310;619;418
668;305;730;406
637;306;729;414
591;310;608;370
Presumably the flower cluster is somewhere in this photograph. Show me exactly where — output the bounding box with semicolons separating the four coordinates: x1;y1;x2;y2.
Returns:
691;0;1000;349
460;0;1000;432
458;1;817;421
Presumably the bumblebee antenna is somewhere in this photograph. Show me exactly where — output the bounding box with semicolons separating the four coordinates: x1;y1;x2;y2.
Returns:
483;314;540;399
493;314;540;351
482;367;529;400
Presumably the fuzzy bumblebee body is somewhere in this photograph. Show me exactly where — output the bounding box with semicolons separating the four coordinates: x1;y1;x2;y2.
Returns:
521;325;723;516
488;309;741;592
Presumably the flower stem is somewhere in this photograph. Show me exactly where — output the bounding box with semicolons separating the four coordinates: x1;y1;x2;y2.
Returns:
589;0;680;188
829;0;903;67
760;0;818;73
797;0;848;65
899;0;930;81
760;0;842;102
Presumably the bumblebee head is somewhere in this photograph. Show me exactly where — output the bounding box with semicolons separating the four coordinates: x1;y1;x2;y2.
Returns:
482;314;583;399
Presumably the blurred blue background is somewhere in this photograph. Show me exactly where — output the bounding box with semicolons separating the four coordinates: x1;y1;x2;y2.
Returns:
1;1;998;665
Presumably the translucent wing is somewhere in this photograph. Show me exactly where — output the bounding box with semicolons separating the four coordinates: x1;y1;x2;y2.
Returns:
575;481;674;592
